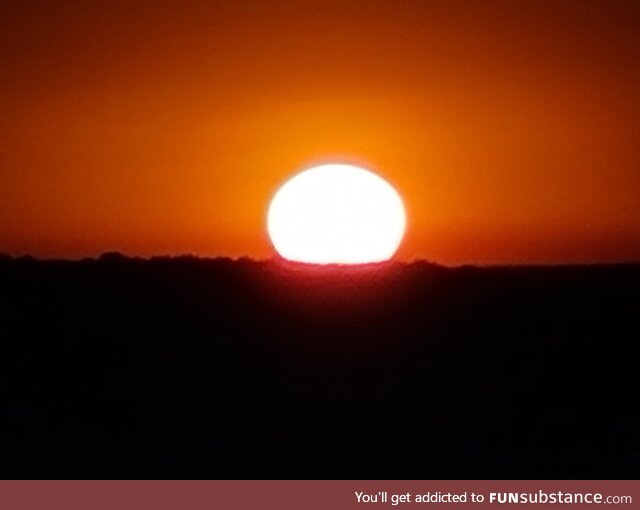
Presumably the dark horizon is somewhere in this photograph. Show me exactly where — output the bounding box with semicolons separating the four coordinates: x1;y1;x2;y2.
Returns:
2;254;639;478
3;250;640;268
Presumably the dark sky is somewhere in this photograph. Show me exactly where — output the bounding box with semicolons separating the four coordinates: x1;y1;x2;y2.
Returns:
2;0;640;263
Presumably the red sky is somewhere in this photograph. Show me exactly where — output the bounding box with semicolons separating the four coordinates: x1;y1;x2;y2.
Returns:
1;0;639;264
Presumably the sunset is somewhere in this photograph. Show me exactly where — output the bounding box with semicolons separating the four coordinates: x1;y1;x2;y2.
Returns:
2;1;640;264
1;0;639;503
267;164;406;264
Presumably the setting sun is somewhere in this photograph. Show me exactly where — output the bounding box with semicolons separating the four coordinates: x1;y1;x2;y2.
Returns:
267;164;406;264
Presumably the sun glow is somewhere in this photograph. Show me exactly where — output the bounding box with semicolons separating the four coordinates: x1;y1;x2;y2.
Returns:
267;164;406;264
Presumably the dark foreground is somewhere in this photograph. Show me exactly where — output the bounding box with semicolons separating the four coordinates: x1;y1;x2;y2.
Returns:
0;255;638;478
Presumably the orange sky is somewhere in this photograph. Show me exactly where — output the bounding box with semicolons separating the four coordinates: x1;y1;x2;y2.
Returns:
1;1;639;264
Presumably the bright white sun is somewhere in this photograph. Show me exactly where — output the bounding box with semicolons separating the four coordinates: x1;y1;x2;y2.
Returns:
267;164;406;264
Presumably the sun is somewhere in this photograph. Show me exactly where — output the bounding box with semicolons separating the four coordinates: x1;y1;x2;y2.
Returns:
267;164;406;264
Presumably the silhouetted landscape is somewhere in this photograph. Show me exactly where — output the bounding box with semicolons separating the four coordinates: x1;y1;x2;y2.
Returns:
0;255;638;478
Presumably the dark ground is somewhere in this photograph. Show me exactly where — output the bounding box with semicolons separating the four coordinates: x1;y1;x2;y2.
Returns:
0;254;638;479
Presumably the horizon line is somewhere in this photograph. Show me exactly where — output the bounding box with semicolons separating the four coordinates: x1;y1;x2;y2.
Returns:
1;251;639;268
